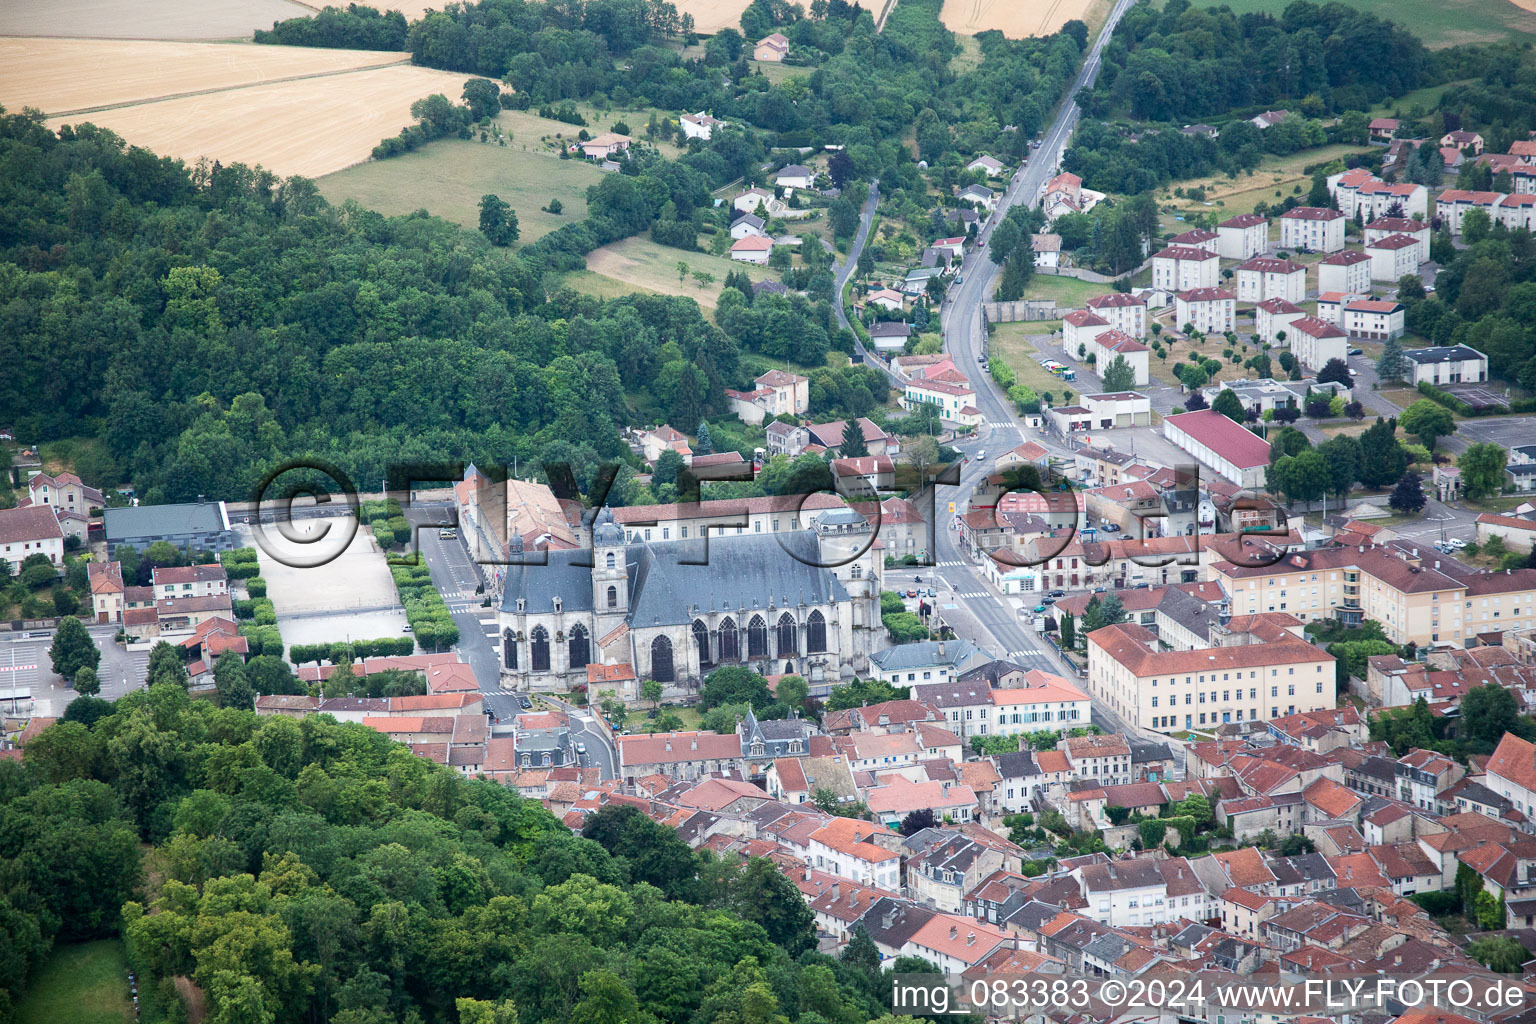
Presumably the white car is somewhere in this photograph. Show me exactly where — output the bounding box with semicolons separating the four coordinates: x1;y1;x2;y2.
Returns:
1448;539;1467;550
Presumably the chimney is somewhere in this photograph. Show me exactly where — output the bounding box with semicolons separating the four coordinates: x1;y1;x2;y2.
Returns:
831;882;840;901
665;740;672;752
967;931;976;945
938;641;946;658
950;925;959;940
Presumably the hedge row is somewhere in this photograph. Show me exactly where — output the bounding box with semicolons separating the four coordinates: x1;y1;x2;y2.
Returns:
289;637;416;666
390;563;459;650
246;577;267;599
240;623;283;659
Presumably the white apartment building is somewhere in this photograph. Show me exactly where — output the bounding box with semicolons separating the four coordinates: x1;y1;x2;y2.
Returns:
1085;293;1148;338
1364;217;1430;264
1174;287;1236;335
1342;299;1404;341
1236;257;1306;304
1217;213;1269;260
151;563;230;602
1279;207;1346;252
1152;245;1221;291
1316;249;1372;295
1287;315;1348;372
1254;298;1306;344
1366;234;1420;283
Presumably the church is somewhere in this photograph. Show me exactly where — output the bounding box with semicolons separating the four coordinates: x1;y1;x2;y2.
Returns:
497;506;888;694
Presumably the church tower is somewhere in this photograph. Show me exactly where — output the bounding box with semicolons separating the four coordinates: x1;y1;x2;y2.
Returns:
591;508;629;635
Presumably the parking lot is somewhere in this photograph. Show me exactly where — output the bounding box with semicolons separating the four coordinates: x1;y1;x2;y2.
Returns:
5;625;149;716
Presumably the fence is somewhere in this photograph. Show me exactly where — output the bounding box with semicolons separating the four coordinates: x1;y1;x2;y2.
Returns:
983;300;1062;323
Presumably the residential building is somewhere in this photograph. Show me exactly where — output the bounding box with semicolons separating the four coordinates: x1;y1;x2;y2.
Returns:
967;154;1005;175
1062;310;1111;354
1436;190;1504;234
774;164;815;190
0;505;64;573
1253;297;1306;344
866;321;910;352
1251;110;1290;130
88;560;125;623
104;500;234;555
868;638;984;686
729;235;773;263
1369;117;1399;144
615;730;742;782
1084;293;1148;338
959;184;997;212
26;471;103;513
807;817;901;889
1161;409;1271;488
734;187;781;217
1086;622;1336;732
1174;288;1236;335
1236;257;1307;304
1217;213;1269;260
1366;234;1420;283
1401;345;1486;386
1032;233;1062;269
679;111;725;140
1074;392;1151;429
1441;129;1484;155
576;132;629;159
1209;545;1536;647
1288;315;1348;372
1495;192;1536;232
1353;180;1429;220
764;420;809;457
1151;245;1220;291
1062;733;1134;786
1487;733;1536;819
1169;227;1219;252
730;213;766;239
902;378;981;426
1316;250;1372;296
1084;329;1150;386
1342;299;1404;341
901;915;1013;975
151;564;229;602
754;32;789;60
1364;217;1430;263
805;418;898;456
1279;207;1345;252
638;424;692;464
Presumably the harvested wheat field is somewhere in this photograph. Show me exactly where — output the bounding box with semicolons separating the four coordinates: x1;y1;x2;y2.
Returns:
46;63;470;179
672;0;755;34
0;39;406;116
0;0;314;40
939;0;1100;37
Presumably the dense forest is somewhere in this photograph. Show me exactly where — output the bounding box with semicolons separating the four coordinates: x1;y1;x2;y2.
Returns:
0;110;835;504
2;686;952;1024
1086;0;1432;122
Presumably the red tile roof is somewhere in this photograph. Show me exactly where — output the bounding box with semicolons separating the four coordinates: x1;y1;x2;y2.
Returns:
1163;409;1276;469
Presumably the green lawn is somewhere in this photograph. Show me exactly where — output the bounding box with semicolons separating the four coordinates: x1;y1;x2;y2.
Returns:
989;321;1081;400
317;136;602;243
580;235;777;306
1023;275;1113;308
18;941;141;1024
1203;0;1536;45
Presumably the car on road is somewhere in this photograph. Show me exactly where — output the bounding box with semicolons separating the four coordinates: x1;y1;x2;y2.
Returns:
576;743;586;755
1348;368;1357;376
975;450;985;460
402;624;412;633
906;588;919;598
1448;538;1467;549
518;696;531;709
1048;589;1066;598
1041;596;1056;605
438;528;457;539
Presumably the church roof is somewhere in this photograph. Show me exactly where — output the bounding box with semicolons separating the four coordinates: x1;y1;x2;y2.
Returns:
501;530;851;627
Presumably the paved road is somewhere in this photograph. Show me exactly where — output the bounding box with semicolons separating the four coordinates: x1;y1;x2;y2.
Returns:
541;694;618;779
401;505;506;702
918;0;1145;738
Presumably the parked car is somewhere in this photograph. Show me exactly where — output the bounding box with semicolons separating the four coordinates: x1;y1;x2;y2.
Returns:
976;450;986;460
576;743;586;755
1048;589;1066;598
438;528;457;539
1033;604;1048;613
402;624;413;633
926;588;937;597
1349;348;1363;356
1041;596;1056;605
1449;538;1468;549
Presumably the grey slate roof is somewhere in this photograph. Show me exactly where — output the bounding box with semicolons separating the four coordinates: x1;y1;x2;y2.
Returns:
1157;586;1220;640
869;638;979;672
995;751;1040;779
1403;345;1485;364
501;529;851;625
104;501;227;541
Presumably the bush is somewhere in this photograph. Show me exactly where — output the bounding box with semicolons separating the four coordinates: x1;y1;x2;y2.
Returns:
246;577;267;598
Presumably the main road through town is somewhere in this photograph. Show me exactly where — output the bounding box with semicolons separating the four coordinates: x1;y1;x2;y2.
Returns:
924;0;1141;736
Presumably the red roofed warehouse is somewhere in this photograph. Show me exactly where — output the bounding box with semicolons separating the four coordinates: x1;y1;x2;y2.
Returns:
1162;410;1272;488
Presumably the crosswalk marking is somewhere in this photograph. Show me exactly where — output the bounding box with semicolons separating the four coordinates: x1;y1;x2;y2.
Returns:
956;591;989;599
936;560;963;567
